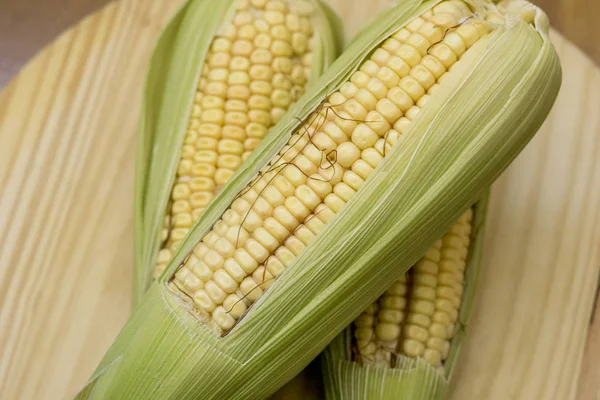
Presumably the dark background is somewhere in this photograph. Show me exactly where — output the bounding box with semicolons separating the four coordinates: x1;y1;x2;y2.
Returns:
0;0;599;88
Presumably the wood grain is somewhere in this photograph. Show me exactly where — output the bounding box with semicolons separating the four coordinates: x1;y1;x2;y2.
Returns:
0;0;110;88
1;0;599;88
0;1;182;398
534;0;600;70
0;1;598;399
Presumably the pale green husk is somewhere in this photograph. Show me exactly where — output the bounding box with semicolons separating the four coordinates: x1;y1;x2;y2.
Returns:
132;0;344;308
321;1;560;398
78;0;560;398
322;196;489;400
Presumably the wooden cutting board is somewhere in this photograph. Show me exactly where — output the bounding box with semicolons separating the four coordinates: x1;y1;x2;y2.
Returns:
1;1;599;399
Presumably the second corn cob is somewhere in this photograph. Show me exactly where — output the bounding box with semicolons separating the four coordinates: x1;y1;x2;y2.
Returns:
133;0;342;305
155;0;329;277
323;199;487;400
352;209;473;369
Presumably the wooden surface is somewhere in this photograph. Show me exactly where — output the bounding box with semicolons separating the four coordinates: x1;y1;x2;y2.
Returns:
534;0;600;69
0;1;599;399
4;0;599;87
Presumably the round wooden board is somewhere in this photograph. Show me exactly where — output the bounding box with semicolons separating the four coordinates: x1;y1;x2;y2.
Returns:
0;1;599;399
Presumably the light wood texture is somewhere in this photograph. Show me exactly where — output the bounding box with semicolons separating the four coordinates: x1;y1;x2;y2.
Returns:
534;0;600;69
0;1;182;398
3;0;600;89
0;1;598;399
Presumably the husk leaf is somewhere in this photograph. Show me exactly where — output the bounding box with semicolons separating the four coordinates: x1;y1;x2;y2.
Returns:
79;0;560;398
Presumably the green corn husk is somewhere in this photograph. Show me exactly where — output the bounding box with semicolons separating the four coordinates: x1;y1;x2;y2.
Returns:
322;196;489;400
132;0;344;307
78;0;560;398
321;2;559;398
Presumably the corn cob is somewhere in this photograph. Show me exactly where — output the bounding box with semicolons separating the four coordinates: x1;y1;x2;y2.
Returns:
352;208;473;368
322;201;485;400
170;0;492;333
134;0;342;305
321;2;557;398
81;0;560;398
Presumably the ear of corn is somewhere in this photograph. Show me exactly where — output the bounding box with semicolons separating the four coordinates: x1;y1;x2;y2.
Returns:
80;0;560;398
322;197;488;399
133;0;344;307
321;2;558;398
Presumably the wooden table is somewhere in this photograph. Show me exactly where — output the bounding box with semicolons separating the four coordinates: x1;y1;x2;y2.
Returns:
2;0;599;88
1;1;599;399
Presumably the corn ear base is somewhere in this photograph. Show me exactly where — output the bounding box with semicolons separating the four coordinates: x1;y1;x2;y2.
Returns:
79;0;560;398
322;195;489;400
132;0;344;307
323;355;447;399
